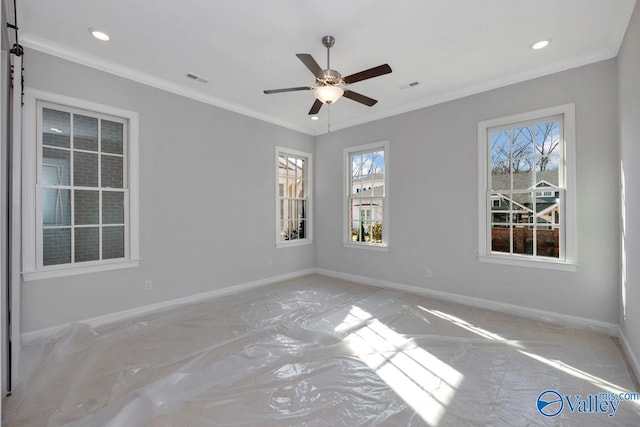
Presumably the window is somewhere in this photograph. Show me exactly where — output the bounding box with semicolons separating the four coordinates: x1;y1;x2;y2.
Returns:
22;89;139;280
276;147;312;246
478;104;576;270
344;141;389;249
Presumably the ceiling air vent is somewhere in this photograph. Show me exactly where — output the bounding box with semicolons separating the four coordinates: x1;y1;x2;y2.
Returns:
186;73;208;84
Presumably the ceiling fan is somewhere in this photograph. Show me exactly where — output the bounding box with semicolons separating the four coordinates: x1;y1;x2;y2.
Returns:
263;35;392;115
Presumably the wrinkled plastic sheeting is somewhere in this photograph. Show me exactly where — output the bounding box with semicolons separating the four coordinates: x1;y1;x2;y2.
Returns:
4;275;640;426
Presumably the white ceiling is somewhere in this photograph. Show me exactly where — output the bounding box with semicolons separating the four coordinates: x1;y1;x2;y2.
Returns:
17;0;636;135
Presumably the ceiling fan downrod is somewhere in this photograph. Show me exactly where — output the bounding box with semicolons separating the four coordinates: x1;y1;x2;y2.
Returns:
322;35;335;70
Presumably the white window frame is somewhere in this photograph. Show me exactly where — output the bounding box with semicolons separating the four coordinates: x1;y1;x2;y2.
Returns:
22;89;140;280
275;146;312;248
477;104;576;271
344;141;390;251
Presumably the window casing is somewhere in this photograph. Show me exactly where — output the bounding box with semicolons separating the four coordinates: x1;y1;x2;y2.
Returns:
478;104;576;271
276;147;312;247
23;89;139;280
344;141;389;249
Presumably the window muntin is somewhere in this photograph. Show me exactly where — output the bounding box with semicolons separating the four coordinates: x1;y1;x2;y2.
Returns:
276;148;311;245
479;104;576;269
38;102;129;267
346;142;388;247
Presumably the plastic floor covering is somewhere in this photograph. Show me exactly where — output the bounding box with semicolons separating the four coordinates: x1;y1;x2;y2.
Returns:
3;274;640;426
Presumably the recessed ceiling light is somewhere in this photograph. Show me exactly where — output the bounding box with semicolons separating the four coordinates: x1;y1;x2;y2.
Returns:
310;116;319;121
531;39;550;50
89;28;110;41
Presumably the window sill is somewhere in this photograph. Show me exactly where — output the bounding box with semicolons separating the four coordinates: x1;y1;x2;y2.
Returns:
478;254;576;272
344;242;389;252
23;259;141;281
276;239;313;248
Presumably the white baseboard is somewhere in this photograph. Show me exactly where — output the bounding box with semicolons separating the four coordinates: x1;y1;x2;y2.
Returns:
21;269;316;343
618;328;640;384
313;268;620;337
22;267;621;344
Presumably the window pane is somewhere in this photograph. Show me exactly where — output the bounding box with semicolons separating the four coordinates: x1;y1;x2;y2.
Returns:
102;226;124;259
102;155;123;188
43;189;71;226
351;154;362;177
352;175;363;196
43;108;70;148
43;228;71;266
372;180;384;196
74;114;98;151
74;190;99;225
42;148;70;185
101;120;124;154
491;226;511;253
511;192;533;224
296;158;305;198
373;150;384;174
297;200;306;220
351;220;362;242
512;164;535;190
513;226;534;255
490;130;511;163
371;222;383;243
103;191;124;224
278;156;287;197
75;227;99;262
74;152;98;187
535;121;560;158
298;219;306;240
289;220;299;240
534;191;560;258
368;199;383;223
361;152;371;174
512;126;535;160
536;156;559;186
536;228;559;258
490;162;510;191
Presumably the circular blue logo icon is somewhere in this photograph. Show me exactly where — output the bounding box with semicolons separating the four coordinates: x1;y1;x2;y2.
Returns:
537;390;563;417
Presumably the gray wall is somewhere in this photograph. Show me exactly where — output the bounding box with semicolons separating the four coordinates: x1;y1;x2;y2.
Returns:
316;59;621;324
618;1;640;370
21;42;627;334
22;49;315;333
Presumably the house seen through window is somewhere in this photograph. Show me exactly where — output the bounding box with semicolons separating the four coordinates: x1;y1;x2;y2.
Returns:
22;89;139;281
40;105;128;266
276;147;311;245
346;142;389;247
479;104;577;267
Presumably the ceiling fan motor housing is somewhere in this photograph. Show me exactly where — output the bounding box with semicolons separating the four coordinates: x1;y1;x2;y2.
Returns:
319;69;342;86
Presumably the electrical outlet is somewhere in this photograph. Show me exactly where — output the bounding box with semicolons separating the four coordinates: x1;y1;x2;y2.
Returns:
425;268;432;278
144;280;153;290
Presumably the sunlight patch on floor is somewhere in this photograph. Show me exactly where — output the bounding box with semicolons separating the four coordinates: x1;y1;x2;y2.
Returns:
419;305;638;406
337;306;464;426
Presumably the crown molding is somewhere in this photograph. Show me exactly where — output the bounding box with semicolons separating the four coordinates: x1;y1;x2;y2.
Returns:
20;33;315;136
22;33;618;139
316;47;618;135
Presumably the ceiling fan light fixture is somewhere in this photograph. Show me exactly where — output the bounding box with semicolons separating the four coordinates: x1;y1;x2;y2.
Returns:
314;85;344;104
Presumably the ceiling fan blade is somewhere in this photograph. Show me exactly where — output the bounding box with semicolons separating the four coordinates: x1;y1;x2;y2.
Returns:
263;86;314;94
308;99;323;115
296;54;324;78
343;90;378;106
343;64;392;84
